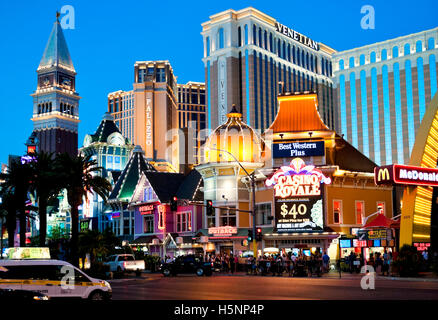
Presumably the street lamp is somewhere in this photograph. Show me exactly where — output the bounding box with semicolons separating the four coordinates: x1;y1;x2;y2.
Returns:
208;147;258;259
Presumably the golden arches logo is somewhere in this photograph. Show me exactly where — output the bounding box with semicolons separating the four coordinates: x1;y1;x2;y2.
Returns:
377;168;390;181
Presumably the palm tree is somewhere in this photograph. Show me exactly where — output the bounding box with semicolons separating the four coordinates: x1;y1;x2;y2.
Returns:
0;190;17;248
29;151;63;246
0;159;33;247
56;153;112;266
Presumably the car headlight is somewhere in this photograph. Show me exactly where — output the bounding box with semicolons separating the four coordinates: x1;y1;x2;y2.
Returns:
33;295;50;301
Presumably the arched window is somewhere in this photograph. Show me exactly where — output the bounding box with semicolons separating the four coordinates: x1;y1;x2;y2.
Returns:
416;40;422;53
264;30;267;50
360;54;365;66
314;56;318;73
297;48;300;66
349;57;355;68
306;52;309;70
339;59;344;70
282;41;286;60
428;37;435;50
370;51;376;63
292;46;296;64
278;39;281;57
38;104;41;114
205;36;210;56
329;61;332;76
381;49;387;61
392;46;399;58
258;27;262;48
404;43;410;56
310;54;314;71
49;102;52;112
253;25;257;45
238;27;241;47
302;51;305;68
244;25;248;45
218;28;224;49
269;33;273;52
288;44;291;62
71;106;74;115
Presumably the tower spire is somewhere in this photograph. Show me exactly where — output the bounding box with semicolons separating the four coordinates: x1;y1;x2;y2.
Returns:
37;12;75;72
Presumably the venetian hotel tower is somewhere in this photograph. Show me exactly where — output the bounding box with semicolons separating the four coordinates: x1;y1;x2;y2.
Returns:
31;13;80;155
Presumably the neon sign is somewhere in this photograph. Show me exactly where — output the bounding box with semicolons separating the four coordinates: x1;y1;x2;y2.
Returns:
139;204;155;215
266;158;331;233
266;158;331;198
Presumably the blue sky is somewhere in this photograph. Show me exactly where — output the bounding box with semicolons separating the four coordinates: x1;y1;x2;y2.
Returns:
0;0;437;164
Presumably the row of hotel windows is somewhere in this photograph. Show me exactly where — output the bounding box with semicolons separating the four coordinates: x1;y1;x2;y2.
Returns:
109;97;134;113
178;104;205;112
137;67;166;84
115;118;134;145
37;102;75;115
252;53;322;129
339;37;436;70
206;25;332;77
178;111;206;130
178;90;206;105
339;54;437;165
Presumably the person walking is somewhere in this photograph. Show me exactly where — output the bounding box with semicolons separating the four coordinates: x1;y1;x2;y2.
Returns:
322;252;330;273
230;254;235;274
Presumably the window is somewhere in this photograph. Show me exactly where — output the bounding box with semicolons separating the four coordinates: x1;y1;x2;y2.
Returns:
207;207;215;228
176;211;191;232
156;68;165;82
220;207;236;227
205;36;210;56
360;54;365;65
404;43;410;56
428;37;435;50
381;49;387;61
370;51;376;63
392;46;399;58
255;203;271;225
356;201;364;225
143;215;154;233
377;202;385;215
238;26;241;47
333;200;342;224
416;40;422;53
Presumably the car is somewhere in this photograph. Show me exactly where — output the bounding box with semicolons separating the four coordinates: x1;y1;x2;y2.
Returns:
0;260;112;300
103;254;145;273
160;255;212;277
0;288;50;301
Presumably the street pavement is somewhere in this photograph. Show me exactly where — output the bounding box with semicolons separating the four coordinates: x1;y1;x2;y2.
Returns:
108;271;438;300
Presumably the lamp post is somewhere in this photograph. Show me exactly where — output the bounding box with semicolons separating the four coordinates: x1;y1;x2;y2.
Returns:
208;147;258;260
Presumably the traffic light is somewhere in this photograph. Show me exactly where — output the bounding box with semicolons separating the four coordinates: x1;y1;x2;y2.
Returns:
255;228;263;241
170;196;178;211
247;229;253;242
206;200;214;216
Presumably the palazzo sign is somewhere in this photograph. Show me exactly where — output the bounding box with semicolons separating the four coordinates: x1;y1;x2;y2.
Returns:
145;94;153;157
266;158;331;233
375;164;438;187
275;22;319;51
273;141;325;158
139;204;155;215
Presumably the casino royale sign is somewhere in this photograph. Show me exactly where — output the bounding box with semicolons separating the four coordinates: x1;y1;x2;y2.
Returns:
273;141;325;158
375;164;438;187
266;158;331;233
275;22;319;51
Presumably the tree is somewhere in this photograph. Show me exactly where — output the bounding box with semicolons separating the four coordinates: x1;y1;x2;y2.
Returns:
29;151;63;246
0;190;16;248
56;153;112;266
0;159;33;247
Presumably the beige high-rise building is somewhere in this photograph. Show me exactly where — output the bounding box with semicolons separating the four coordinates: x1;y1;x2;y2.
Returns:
109;61;179;172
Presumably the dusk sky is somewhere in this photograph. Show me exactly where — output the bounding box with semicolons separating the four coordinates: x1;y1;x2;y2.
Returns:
0;0;437;164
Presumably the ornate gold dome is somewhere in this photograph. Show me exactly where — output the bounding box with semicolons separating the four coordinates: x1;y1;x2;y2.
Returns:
204;105;264;163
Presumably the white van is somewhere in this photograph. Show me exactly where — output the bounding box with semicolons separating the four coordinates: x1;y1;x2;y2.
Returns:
0;259;112;300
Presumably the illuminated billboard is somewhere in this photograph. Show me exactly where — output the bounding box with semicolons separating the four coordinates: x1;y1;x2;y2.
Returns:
266;158;331;233
375;164;438;187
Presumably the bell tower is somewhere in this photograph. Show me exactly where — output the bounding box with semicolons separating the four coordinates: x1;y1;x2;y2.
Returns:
31;12;80;156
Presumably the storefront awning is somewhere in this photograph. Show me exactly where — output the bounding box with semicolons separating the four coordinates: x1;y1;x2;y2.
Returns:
363;213;399;229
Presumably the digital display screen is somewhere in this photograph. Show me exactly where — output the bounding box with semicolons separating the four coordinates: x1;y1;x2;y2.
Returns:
303;250;311;257
340;239;352;248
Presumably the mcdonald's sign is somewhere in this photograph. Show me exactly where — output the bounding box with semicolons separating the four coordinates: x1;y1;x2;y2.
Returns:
374;164;438;187
374;165;394;185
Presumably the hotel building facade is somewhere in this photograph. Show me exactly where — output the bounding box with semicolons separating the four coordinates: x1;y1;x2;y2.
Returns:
332;28;438;166
201;7;337;132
